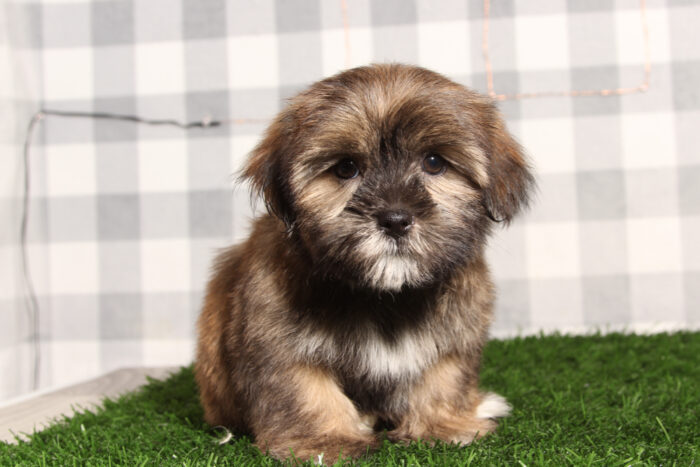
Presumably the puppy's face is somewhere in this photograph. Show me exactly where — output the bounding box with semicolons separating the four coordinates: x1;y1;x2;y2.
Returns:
244;65;533;291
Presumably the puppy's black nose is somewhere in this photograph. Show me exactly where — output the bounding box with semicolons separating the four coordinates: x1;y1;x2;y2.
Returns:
376;209;414;237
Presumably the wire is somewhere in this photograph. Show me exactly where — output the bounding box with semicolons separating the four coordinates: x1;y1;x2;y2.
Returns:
21;109;233;390
22;112;44;390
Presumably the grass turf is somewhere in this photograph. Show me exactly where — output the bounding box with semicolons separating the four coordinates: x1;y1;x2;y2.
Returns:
1;332;699;466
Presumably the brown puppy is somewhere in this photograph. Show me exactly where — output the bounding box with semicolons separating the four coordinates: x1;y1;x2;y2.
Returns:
195;64;534;463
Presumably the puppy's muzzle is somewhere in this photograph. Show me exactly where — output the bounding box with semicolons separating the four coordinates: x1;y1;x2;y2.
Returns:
376;209;414;238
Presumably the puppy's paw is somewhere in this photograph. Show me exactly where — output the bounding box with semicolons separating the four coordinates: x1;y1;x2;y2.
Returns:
475;392;512;420
260;435;379;464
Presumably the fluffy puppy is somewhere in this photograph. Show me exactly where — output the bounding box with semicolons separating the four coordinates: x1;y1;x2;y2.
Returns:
195;64;534;462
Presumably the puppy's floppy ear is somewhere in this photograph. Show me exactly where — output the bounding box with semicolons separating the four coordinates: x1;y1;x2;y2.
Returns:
479;107;535;224
240;113;296;229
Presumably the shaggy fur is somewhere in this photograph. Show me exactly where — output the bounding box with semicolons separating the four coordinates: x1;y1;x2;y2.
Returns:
195;64;534;463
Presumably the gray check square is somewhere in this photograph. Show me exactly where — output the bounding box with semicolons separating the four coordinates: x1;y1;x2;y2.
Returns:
619;64;674;114
278;32;323;86
276;0;321;32
672;61;700;111
631;273;684;323
143;292;192;338
94;46;136;98
92;1;134;45
681;217;700;271
669;4;700;61
625;168;679;218
278;84;309;102
230;88;279;120
371;0;417;25
582;275;631;326
571;66;621;116
577;170;626;220
185;40;228;92
7;3;42;48
183;0;227;39
566;0;613;12
679;166;700;215
186;90;231;139
0;301;16;350
416;0;467;22
135;96;186;140
140;193;188;239
321;0;371;29
96;143;139;194
49;197;97;242
491;279;530;332
530;278;583;327
189;190;232;238
98;241;142;293
490;71;520;100
521;70;571;96
49;295;99;340
187;138;232;191
43;4;90;48
529;173;578;222
134;0;182;42
372;25;419;64
100;341;143;372
685;272;700;323
515;0;567;15
580;221;628;276
25;197;49;244
94;98;138;142
496;99;522;122
675;112;700;165
99;293;142;339
574;116;623;170
42;103;94;145
98;194;140;240
227;0;275;35
568;12;616;66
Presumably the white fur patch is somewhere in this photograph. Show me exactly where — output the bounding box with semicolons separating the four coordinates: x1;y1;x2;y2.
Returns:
358;330;436;378
367;255;421;291
475;392;512;420
296;327;437;381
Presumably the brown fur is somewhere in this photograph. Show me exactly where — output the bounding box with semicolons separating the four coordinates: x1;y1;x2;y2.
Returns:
195;64;534;463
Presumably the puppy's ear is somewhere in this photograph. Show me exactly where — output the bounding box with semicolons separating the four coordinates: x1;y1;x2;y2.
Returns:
480;108;535;224
240;114;295;229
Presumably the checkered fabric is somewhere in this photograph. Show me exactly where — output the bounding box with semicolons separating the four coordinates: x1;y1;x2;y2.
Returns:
1;0;699;401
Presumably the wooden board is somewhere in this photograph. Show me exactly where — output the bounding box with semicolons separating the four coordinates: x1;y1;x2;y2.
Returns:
0;367;175;443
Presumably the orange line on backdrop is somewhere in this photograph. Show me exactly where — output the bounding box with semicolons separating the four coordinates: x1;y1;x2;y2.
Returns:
482;0;651;101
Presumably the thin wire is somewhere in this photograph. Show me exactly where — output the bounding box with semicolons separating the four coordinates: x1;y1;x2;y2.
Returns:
22;112;44;390
21;109;242;391
40;109;224;128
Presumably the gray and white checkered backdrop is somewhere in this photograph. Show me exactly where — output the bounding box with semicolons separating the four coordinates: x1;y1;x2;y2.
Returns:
1;0;699;402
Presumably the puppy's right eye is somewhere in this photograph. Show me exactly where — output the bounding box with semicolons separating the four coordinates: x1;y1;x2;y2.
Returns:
333;159;360;179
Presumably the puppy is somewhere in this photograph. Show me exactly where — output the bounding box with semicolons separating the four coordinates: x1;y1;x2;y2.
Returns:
195;64;534;462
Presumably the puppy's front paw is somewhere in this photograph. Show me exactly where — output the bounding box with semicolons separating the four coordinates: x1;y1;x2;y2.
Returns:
260;435;379;464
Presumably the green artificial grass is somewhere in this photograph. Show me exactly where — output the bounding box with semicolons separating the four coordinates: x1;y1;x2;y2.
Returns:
2;332;699;466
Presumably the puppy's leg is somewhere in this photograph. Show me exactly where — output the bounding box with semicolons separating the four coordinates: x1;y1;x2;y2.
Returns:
390;355;510;445
251;365;378;463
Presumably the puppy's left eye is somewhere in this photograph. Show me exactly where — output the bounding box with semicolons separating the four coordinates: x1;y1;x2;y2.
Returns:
333;158;360;179
422;154;447;175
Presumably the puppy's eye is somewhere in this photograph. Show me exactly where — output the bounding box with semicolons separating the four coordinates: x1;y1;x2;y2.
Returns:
422;154;447;175
333;159;360;179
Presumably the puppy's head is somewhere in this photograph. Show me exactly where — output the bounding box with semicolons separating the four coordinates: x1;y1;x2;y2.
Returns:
243;64;534;291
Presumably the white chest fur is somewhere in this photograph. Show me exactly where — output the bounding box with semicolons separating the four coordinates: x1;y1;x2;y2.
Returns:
296;326;439;381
